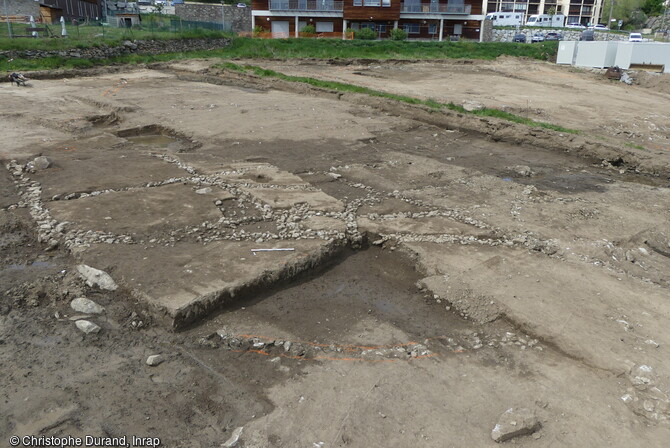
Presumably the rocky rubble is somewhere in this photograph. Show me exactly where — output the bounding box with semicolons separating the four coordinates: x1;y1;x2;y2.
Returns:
212;329;434;361
621;363;670;422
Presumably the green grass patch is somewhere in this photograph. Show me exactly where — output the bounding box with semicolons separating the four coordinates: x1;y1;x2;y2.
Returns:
625;142;645;150
222;37;559;61
1;37;559;72
220;62;578;134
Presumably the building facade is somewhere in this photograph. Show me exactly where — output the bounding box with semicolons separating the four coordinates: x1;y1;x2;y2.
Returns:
485;0;603;26
251;0;486;40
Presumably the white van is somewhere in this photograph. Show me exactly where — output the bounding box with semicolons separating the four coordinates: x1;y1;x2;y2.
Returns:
485;12;525;27
526;14;565;27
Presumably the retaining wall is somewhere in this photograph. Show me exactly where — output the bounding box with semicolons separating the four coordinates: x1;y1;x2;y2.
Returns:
491;28;629;42
174;3;251;33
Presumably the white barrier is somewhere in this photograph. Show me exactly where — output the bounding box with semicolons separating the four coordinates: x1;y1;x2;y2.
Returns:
557;41;670;73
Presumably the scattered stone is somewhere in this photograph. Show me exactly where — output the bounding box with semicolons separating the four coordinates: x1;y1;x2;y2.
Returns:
77;265;118;291
326;172;342;179
70;297;105;315
462;100;485;112
146;355;164;366
620;72;633;85
196;187;213;195
491;408;541;443
513;165;533;177
222;427;244;448
31;156;52;170
75;320;101;335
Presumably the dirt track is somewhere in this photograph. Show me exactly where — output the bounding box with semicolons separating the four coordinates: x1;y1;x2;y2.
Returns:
1;59;670;447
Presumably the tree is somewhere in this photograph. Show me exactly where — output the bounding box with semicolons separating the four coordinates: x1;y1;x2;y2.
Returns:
640;0;663;15
600;0;646;27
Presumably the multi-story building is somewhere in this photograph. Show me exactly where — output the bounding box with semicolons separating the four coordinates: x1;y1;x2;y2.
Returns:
251;0;486;40
485;0;603;26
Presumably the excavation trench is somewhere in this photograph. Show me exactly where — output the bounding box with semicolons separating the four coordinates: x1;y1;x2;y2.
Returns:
185;243;518;362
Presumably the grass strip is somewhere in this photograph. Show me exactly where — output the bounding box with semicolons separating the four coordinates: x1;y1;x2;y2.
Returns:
1;37;559;72
219;62;578;134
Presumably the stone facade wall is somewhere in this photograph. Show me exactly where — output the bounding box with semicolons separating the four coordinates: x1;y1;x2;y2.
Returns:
174;3;251;33
481;19;493;42
491;28;629;42
0;37;231;61
4;0;40;17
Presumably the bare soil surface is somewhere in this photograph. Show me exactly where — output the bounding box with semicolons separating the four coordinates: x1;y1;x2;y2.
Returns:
1;60;670;448
237;57;670;152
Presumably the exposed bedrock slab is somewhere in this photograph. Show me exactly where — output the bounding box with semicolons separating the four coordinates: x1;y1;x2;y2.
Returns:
77;238;344;328
241;187;345;213
30;148;186;198
48;183;223;238
403;242;670;374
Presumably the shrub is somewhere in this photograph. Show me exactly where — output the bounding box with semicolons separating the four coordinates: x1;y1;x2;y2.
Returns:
389;28;407;41
252;25;264;37
354;27;377;40
300;24;316;35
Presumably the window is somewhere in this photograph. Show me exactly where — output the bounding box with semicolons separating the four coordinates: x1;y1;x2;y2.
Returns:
378;24;386;32
382;0;390;6
354;0;362;5
429;24;436;34
361;22;375;30
403;23;420;34
363;0;381;5
350;22;360;29
316;22;334;32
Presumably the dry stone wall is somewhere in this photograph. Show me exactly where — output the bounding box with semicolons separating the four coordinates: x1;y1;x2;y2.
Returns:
174;3;251;33
492;28;629;42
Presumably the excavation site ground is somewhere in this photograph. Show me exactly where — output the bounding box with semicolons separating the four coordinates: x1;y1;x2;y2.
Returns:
1;59;670;447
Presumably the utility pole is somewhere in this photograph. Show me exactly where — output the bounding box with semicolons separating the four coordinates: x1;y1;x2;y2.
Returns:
607;0;614;40
221;0;226;31
661;2;669;41
3;0;13;39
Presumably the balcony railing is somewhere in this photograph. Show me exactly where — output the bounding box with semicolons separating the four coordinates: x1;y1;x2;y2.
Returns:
400;3;472;14
269;0;343;11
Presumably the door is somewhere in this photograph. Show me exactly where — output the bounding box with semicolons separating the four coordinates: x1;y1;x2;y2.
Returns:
271;21;290;38
453;23;462;35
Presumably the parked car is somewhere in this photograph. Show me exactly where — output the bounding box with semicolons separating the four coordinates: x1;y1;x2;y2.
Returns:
531;32;545;42
580;29;595;41
236;2;247;7
593;24;609;31
512;33;527;43
628;32;643;42
545;32;563;41
566;23;586;29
